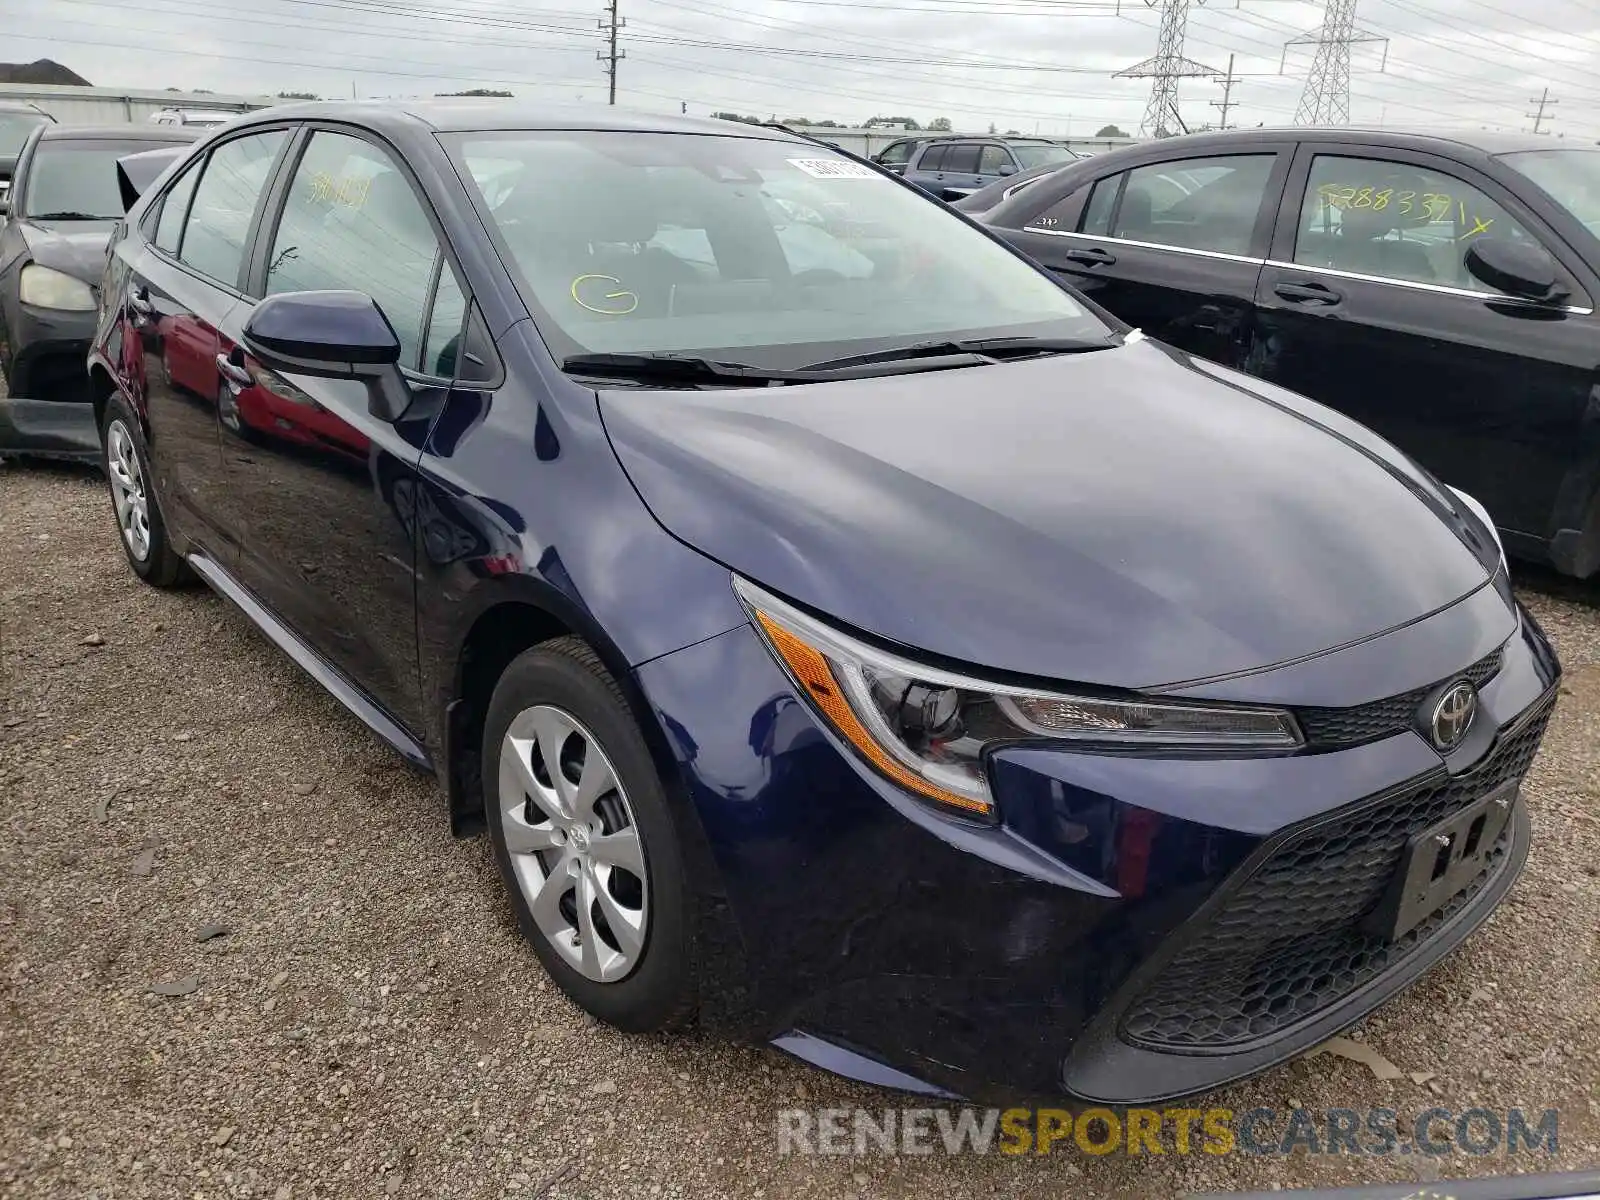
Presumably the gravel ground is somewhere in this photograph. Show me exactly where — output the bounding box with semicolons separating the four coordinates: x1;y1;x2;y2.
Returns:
3;456;1599;1199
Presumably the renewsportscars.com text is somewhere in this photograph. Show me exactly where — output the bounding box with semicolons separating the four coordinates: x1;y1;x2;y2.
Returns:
776;1106;1560;1158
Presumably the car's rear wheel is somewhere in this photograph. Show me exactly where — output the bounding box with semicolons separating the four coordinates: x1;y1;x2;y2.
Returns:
101;393;190;587
483;636;697;1031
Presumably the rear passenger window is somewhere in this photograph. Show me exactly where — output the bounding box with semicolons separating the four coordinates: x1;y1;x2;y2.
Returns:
264;131;443;371
153;162;199;252
1095;155;1274;255
978;145;1011;176
944;145;981;174
179;130;286;287
1294;154;1538;292
918;145;948;172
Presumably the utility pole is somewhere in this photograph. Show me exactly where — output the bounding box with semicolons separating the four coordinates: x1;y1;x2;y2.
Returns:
1113;0;1220;138
1527;87;1557;134
598;0;624;105
1211;53;1239;129
1283;0;1388;126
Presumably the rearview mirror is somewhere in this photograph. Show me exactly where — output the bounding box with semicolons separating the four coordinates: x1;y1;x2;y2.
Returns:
242;290;411;421
1464;236;1568;304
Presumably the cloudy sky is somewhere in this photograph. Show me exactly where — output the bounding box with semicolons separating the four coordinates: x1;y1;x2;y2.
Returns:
7;0;1600;138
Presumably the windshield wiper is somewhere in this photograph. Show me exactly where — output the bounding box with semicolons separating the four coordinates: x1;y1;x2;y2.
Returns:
799;334;1117;373
562;352;827;386
30;210;114;221
562;350;997;386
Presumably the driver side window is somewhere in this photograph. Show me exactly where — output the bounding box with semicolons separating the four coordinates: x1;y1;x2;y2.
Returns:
265;131;443;370
1294;155;1536;292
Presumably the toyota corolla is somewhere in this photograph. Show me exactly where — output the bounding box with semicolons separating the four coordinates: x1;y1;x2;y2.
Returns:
88;102;1559;1104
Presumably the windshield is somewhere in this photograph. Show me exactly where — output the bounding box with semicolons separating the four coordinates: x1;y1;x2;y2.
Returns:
451;131;1105;370
22;140;173;219
0;112;50;158
1011;144;1076;169
1499;148;1600;237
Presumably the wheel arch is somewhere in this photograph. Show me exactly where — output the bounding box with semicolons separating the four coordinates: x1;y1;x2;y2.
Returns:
438;579;690;842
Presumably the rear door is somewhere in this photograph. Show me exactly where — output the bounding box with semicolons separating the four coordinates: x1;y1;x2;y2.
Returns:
996;146;1291;368
937;142;983;200
125;127;290;558
217;125;466;734
1253;144;1600;543
976;143;1016;194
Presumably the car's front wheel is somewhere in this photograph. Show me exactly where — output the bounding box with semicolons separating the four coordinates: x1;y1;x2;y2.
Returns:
101;393;190;587
482;636;697;1032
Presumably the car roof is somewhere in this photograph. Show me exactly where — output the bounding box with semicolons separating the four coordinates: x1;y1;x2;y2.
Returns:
1110;126;1594;158
245;100;807;141
36;124;199;143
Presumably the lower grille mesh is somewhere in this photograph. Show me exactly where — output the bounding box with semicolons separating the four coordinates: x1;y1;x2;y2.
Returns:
1120;698;1551;1051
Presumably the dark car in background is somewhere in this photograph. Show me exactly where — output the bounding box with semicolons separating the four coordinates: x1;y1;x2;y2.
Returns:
0;101;54;209
0;124;196;461
903;136;1079;200
89;102;1555;1105
975;127;1600;577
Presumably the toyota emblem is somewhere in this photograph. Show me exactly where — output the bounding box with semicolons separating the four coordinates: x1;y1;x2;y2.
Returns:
1428;681;1478;751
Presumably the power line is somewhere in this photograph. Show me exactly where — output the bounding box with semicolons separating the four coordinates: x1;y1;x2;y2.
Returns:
1283;0;1388;125
599;0;624;103
1115;0;1220;137
1210;52;1239;128
1527;86;1558;135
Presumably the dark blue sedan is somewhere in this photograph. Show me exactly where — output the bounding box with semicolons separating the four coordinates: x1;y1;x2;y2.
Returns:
89;102;1559;1105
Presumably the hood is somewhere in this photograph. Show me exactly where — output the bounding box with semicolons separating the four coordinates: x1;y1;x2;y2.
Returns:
599;339;1496;690
20;221;116;283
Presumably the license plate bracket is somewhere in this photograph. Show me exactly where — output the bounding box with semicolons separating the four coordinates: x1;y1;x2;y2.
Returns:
1366;783;1518;942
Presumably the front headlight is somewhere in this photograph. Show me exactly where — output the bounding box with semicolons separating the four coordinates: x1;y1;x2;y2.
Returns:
19;264;96;311
734;578;1302;820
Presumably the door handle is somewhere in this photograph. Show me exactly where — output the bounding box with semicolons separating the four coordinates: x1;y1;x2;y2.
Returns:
1273;280;1343;305
215;352;253;389
1064;247;1116;267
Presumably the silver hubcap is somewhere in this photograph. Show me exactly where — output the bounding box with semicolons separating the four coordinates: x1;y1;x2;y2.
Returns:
499;706;649;983
107;421;151;561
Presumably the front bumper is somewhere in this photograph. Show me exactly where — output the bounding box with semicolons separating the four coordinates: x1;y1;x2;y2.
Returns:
633;586;1559;1104
0;301;99;462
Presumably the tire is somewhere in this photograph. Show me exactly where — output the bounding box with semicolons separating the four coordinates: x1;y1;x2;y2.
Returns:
482;636;697;1032
101;392;192;588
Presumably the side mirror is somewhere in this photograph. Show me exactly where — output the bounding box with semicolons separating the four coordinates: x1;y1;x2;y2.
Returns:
242;290;410;421
996;162;1018;177
1464;236;1568;304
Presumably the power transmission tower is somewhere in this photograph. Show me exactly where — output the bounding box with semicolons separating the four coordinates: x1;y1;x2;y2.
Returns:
1282;0;1388;126
1211;53;1239;129
598;0;624;105
1527;86;1558;134
1114;0;1220;139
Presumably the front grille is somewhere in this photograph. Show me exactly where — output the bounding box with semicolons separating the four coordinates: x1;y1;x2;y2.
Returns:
1295;649;1503;749
1120;695;1551;1051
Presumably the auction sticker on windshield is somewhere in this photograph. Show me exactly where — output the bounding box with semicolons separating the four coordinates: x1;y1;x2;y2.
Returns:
788;158;876;180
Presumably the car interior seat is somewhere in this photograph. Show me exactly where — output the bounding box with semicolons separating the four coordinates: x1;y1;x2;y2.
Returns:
1330;205;1437;283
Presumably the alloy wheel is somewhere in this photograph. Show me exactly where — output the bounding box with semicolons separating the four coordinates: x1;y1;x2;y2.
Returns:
106;420;151;562
498;705;649;983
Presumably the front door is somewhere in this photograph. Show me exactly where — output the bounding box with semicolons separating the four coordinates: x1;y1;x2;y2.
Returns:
219;127;466;735
999;149;1289;369
1251;146;1600;543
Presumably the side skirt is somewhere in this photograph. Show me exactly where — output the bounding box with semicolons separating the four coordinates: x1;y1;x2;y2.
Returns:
186;551;433;771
